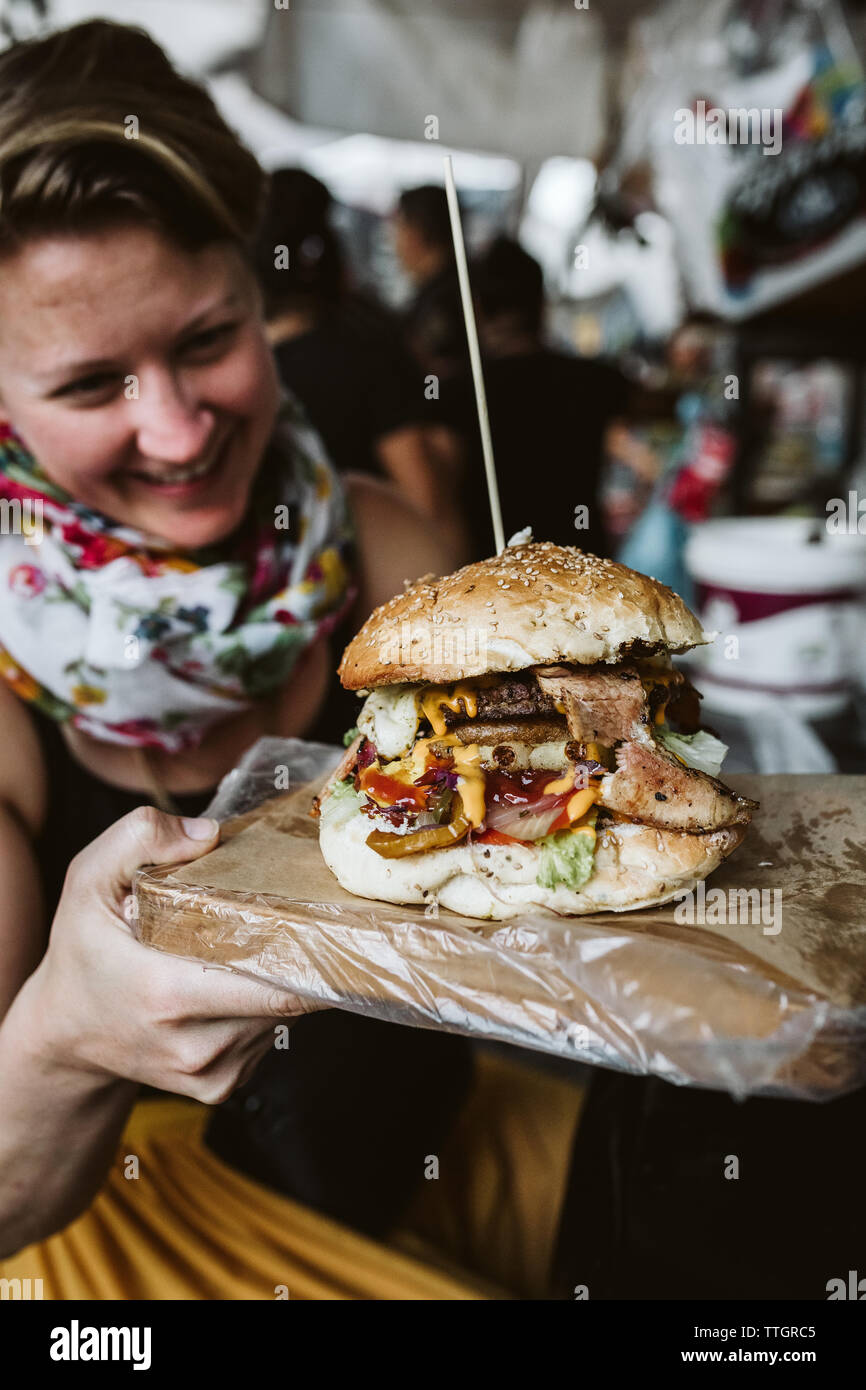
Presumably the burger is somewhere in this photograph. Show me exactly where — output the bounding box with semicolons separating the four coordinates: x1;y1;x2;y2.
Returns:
312;542;757;921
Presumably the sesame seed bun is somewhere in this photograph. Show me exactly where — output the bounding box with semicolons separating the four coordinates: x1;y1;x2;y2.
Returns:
319;809;746;920
338;542;708;690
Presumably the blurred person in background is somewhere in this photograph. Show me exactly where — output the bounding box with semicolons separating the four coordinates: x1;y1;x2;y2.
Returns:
437;236;628;558
613;316;739;599
392;184;468;380
256;168;466;544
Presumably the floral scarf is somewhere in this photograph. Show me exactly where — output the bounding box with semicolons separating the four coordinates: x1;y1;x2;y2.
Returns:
0;392;356;751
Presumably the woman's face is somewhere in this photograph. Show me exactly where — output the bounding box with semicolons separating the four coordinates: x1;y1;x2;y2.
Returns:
0;223;280;550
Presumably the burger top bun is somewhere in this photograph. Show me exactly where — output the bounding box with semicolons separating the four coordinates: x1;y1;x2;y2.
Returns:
338;541;708;691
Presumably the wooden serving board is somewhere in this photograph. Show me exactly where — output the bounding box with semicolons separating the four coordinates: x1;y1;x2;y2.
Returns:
133;772;866;1099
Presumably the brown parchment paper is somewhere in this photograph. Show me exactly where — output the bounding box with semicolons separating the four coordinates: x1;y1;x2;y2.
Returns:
133;738;866;1100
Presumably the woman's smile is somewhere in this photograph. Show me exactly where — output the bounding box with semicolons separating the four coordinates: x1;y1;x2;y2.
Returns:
127;426;233;498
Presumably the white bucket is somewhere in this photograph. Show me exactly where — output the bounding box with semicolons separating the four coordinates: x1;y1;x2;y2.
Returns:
684;517;866;718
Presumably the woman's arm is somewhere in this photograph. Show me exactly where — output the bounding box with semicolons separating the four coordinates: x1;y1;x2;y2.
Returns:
0;987;137;1256
0;807;321;1257
0;684;49;1016
0;806;45;1017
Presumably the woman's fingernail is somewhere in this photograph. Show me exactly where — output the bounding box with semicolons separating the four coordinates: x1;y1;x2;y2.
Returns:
182;816;219;840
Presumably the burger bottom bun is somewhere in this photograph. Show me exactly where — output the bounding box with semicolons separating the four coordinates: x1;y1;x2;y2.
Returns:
319;811;747;921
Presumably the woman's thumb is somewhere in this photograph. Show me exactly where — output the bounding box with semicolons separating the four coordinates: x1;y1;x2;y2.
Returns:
69;805;220;899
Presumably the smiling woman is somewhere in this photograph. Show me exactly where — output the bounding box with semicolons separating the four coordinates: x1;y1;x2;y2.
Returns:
0;18;474;1298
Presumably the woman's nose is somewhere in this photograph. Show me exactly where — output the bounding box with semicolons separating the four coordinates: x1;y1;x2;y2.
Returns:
131;376;215;463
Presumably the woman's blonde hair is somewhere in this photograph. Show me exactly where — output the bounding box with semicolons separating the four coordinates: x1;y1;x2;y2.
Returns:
0;18;267;257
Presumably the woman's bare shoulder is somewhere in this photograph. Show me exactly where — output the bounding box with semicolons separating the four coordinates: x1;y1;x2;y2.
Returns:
344;470;423;519
343;471;465;618
0;682;47;835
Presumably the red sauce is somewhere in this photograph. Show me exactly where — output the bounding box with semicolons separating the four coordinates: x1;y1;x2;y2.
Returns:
485;768;562;807
357;767;428;810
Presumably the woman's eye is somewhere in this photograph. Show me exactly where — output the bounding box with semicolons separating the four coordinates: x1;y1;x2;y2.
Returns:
64;373;116;396
183;321;238;355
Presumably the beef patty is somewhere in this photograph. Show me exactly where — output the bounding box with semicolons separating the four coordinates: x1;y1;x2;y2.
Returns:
445;715;568;747
438;675;556;727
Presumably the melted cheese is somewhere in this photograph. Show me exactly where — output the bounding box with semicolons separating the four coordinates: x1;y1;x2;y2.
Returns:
454;745;485;827
420;682;479;736
568;802;599;842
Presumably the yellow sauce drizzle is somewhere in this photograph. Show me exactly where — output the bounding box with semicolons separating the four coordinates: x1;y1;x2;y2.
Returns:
420;682;479;736
543;767;575;795
566;787;598;822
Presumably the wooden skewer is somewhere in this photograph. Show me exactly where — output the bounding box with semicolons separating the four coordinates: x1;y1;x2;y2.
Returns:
443;154;505;555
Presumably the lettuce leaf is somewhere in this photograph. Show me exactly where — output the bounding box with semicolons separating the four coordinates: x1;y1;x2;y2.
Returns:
654;727;728;777
536;815;598;891
321;776;363;828
342;725;360;747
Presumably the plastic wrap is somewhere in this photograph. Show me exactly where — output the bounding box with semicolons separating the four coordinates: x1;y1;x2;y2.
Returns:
133;738;866;1102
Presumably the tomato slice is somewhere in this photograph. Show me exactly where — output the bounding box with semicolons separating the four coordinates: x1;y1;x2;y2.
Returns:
358;766;428;810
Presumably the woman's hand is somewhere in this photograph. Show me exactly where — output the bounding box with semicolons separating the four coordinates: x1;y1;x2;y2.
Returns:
25;806;320;1103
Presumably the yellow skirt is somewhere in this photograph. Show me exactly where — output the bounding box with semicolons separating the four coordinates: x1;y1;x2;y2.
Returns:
2;1049;586;1300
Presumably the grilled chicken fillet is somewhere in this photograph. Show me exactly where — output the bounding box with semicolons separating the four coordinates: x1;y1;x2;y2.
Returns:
599;738;757;833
